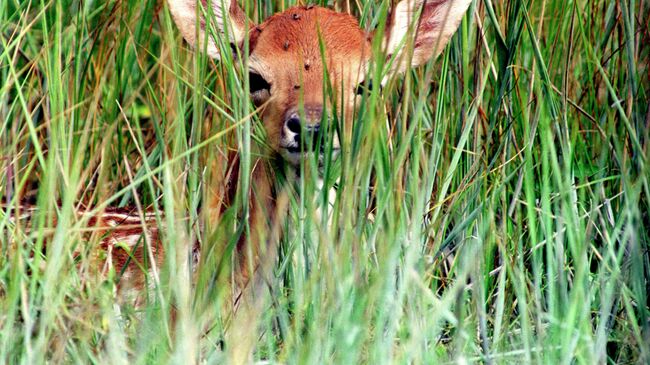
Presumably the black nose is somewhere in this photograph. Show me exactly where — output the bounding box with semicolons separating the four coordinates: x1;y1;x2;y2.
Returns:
285;116;320;135
285;115;303;135
283;105;324;150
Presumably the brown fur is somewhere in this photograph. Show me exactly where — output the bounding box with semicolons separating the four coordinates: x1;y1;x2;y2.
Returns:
247;6;371;152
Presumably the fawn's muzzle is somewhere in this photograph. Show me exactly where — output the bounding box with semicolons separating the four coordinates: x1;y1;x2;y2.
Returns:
281;104;324;154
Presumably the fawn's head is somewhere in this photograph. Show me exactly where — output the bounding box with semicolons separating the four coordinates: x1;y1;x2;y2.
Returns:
168;0;471;165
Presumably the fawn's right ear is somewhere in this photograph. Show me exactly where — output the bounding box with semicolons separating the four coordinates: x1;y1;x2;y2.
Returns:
167;0;252;59
384;0;472;72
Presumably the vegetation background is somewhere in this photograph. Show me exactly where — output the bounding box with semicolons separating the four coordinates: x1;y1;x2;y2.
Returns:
1;0;648;363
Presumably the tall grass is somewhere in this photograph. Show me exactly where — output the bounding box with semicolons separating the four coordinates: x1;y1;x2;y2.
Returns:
1;0;649;363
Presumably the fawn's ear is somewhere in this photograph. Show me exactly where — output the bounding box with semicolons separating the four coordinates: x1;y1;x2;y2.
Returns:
385;0;472;71
167;0;251;59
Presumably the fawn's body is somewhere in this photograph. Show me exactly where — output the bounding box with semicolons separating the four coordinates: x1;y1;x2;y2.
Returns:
17;0;472;303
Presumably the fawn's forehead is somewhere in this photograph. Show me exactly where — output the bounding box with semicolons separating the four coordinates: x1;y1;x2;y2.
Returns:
249;6;370;76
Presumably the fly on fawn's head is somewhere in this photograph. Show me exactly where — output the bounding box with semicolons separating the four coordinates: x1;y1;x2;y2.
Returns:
168;0;472;167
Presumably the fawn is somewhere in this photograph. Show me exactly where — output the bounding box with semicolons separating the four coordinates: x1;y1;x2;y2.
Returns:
166;0;472;291
12;0;472;304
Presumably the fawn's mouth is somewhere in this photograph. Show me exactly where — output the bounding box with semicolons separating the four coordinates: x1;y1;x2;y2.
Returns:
279;129;340;165
280;145;340;166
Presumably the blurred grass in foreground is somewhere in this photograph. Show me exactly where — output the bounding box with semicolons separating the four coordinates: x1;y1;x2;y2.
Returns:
1;0;649;363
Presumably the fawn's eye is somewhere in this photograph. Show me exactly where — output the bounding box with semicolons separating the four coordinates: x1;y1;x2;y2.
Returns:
249;72;270;93
249;72;271;105
355;80;373;95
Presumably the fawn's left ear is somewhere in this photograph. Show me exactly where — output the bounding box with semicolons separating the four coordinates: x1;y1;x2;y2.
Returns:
167;0;252;60
384;0;472;71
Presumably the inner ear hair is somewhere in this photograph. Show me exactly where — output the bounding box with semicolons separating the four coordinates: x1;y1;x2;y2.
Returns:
167;0;253;60
384;0;473;71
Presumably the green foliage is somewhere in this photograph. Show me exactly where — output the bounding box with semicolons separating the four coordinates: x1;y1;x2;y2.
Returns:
1;0;649;363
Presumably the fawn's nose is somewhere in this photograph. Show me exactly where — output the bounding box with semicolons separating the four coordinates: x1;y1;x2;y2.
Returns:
283;105;323;150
